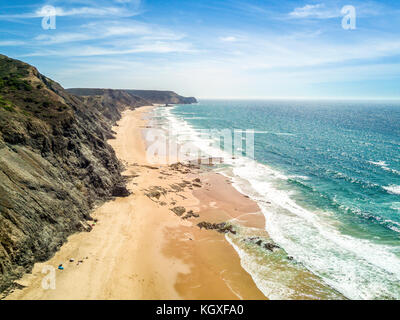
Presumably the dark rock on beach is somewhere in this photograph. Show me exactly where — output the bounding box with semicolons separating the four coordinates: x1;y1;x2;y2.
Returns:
145;186;167;200
171;206;186;217
244;237;280;252
112;184;131;197
169;162;200;174
182;210;200;220
197;222;237;235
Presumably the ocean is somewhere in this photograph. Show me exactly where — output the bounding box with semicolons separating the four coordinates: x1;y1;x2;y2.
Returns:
149;99;400;300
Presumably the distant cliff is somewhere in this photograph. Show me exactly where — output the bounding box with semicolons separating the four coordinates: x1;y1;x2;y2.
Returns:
126;90;197;105
73;89;150;123
67;88;198;105
0;55;133;294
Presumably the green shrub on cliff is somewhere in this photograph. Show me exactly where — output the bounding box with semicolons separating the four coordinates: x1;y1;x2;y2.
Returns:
2;77;32;92
0;95;15;112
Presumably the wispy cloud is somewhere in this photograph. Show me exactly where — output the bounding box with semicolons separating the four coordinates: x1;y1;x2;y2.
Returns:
23;41;196;57
33;20;168;44
219;36;237;42
288;1;387;20
34;33;93;44
0;40;26;46
222;34;400;71
289;4;341;19
26;19;189;56
0;5;140;19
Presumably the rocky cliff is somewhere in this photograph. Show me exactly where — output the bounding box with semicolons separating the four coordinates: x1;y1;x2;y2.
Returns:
126;90;197;105
67;88;198;105
0;55;136;294
73;89;150;123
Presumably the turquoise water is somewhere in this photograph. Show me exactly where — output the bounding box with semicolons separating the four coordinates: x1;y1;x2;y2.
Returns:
156;100;400;299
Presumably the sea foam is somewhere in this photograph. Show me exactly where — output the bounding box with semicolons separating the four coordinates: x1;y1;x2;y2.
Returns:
383;185;400;195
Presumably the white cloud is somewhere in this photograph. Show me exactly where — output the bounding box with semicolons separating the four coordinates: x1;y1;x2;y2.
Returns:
40;6;133;17
23;41;196;57
229;36;400;72
289;4;341;19
0;5;139;19
33;20;185;45
114;0;140;4
219;36;237;42
35;33;93;44
0;40;25;46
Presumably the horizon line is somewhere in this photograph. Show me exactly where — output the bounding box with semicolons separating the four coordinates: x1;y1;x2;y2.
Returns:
195;97;400;101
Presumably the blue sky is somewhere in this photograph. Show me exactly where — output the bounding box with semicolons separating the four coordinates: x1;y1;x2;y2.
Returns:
1;0;400;99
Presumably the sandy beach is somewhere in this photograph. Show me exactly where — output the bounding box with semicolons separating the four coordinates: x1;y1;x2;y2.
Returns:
6;106;267;300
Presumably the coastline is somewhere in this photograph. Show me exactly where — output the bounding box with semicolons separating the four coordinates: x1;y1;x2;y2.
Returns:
6;106;266;300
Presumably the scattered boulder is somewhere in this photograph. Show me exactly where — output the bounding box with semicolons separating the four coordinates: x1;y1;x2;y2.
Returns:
145;186;167;200
182;210;200;220
171;206;186;217
264;242;280;252
147;190;161;200
197;222;236;235
244;237;280;252
169;162;199;173
170;184;184;192
112;184;131;197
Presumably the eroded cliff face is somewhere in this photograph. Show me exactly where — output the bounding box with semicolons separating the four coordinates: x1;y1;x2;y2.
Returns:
73;89;151;123
0;55;135;293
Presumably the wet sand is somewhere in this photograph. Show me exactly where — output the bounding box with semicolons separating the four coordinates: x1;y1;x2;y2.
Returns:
6;106;266;300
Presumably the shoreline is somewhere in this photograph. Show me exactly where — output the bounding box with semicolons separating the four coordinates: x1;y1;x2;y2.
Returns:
6;106;267;300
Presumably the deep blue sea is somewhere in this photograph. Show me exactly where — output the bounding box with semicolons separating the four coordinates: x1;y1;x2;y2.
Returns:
151;100;400;299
